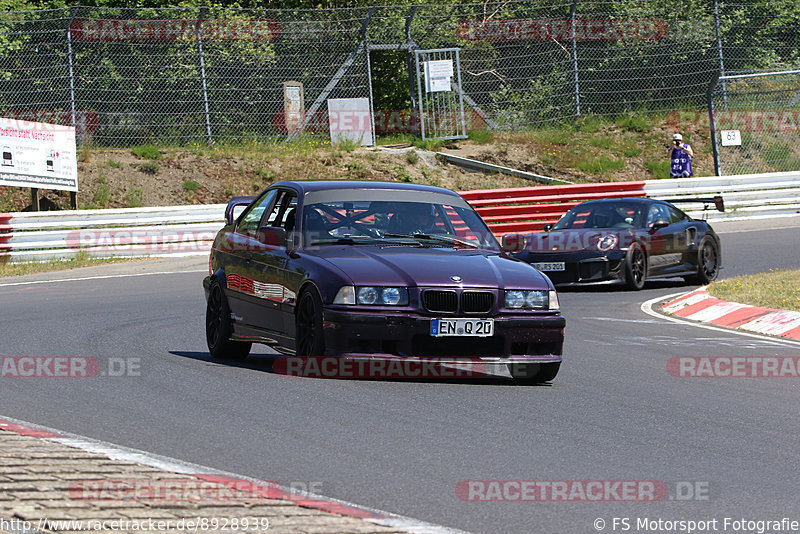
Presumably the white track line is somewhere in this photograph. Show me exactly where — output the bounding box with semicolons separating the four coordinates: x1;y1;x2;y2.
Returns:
640;292;800;347
0;269;207;288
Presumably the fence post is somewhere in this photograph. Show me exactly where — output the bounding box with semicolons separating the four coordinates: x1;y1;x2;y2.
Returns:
707;73;722;177
65;7;78;138
570;0;581;118
405;6;418;135
713;0;728;110
65;6;79;209
195;8;213;145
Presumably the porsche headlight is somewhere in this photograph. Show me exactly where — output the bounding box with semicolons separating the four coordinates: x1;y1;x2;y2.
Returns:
597;233;619;252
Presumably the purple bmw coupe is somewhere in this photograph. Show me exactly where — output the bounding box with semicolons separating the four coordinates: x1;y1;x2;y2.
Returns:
203;181;565;383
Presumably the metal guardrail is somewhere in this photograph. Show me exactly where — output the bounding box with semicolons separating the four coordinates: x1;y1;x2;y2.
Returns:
1;171;798;263
0;205;226;263
644;171;800;221
435;153;573;185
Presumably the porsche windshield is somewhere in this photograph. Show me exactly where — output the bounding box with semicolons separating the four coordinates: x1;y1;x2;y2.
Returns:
552;202;646;230
302;199;500;250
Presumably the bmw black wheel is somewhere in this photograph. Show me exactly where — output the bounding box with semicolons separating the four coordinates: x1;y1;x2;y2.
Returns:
295;288;325;357
624;243;647;290
206;281;251;360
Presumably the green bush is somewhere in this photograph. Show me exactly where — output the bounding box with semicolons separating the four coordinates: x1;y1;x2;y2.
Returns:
182;179;200;191
131;145;162;160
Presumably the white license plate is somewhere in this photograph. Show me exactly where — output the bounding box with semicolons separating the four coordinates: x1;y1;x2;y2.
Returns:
430;318;494;337
532;262;565;272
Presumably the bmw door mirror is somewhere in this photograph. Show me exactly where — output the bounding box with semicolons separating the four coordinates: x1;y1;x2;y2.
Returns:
501;233;525;253
256;226;287;248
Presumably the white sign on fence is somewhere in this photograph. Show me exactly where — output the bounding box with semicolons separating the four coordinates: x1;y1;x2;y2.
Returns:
424;60;454;93
720;130;742;146
0;118;78;192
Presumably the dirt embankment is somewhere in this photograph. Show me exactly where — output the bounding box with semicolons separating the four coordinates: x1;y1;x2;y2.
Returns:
0;121;713;212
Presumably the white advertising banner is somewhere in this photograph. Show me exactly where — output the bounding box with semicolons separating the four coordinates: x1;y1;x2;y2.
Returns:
327;98;374;147
0;118;78;192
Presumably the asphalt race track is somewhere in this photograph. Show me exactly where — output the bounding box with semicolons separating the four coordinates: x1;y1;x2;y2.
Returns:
1;218;799;534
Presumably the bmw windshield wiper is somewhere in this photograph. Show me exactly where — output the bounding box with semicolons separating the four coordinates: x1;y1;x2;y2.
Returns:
310;236;381;246
382;232;479;248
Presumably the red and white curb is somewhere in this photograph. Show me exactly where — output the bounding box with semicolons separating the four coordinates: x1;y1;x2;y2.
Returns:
0;416;468;534
660;287;800;341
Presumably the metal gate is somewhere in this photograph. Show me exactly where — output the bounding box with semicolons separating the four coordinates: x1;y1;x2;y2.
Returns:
413;48;468;141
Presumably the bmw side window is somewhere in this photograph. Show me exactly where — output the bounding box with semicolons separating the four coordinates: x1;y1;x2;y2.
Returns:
237;190;277;236
264;190;297;229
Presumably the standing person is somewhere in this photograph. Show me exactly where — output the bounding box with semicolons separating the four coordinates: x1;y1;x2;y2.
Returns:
668;133;694;177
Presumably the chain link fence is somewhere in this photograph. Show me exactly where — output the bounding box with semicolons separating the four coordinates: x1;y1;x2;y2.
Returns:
708;70;800;175
1;0;799;166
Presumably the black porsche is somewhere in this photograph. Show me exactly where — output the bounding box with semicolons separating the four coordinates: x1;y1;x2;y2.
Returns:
507;197;722;290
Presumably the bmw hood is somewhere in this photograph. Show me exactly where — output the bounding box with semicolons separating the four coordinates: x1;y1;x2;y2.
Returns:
311;246;552;289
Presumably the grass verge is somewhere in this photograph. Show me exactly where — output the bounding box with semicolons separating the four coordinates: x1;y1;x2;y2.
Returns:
707;268;800;312
0;251;146;279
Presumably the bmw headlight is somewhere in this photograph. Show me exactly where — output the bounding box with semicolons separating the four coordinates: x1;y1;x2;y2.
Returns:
356;286;408;306
505;290;525;309
381;287;402;305
549;290;560;310
505;290;550;309
333;286;355;305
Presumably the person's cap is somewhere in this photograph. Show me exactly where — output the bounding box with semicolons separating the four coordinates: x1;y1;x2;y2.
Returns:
672;133;683;141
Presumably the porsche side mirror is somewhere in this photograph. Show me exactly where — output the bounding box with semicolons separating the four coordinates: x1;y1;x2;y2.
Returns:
543;223;554;231
651;219;670;231
501;233;525;253
257;226;287;247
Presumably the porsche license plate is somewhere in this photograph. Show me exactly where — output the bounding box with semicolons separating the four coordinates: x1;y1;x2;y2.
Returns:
532;262;565;272
430;318;494;337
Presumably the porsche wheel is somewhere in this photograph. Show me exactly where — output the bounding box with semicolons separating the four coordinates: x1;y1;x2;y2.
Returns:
296;288;325;357
206;281;251;360
508;362;560;384
624;243;647;290
685;236;719;285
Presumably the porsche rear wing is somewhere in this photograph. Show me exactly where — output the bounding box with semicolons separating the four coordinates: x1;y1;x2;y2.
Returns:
661;195;725;213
